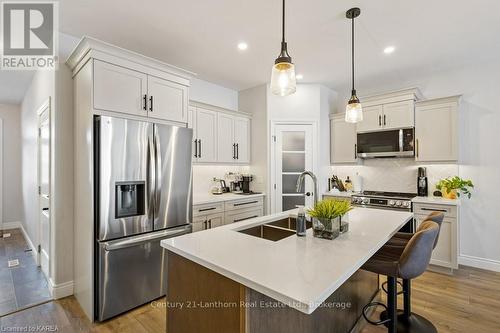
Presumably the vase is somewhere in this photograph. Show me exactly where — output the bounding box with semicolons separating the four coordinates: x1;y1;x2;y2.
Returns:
442;188;458;199
339;214;349;234
313;217;340;240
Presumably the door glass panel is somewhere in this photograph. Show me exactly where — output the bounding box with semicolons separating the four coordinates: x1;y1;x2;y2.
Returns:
282;175;304;194
283;196;305;211
282;132;305;151
282;153;305;172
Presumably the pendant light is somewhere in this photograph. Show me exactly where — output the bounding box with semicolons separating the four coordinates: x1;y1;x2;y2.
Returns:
345;7;363;123
270;0;297;96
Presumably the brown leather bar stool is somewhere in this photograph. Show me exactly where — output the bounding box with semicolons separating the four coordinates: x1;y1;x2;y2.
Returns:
380;212;444;332
361;221;439;333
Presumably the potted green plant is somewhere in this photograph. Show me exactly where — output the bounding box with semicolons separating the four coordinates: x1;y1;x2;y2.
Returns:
436;176;474;199
306;199;353;240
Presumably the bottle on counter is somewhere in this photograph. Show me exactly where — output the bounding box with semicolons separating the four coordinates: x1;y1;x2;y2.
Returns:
344;176;353;192
353;172;363;193
296;207;307;237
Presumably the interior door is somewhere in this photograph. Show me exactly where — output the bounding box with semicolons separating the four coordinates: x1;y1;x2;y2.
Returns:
273;124;314;213
196;107;218;162
217;113;234;162
233;117;250;163
93;60;148;116
154;124;193;230
147;76;188;123
38;104;51;276
356;105;382;133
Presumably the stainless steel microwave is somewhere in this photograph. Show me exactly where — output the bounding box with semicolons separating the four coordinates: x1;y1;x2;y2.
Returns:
357;128;414;158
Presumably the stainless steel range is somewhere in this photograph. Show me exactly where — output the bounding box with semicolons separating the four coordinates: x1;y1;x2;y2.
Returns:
351;191;417;232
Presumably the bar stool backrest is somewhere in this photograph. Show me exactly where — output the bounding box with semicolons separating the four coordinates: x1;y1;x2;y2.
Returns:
398;221;439;279
417;212;444;249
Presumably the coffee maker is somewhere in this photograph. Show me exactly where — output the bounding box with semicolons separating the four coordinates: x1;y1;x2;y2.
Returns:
417;167;428;196
241;175;253;194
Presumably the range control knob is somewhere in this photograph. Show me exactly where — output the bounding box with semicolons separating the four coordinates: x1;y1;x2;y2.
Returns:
352;198;359;204
389;200;396;206
362;198;370;205
403;201;410;208
395;201;402;207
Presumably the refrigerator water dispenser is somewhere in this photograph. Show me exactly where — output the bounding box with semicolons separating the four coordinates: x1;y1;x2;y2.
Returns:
115;181;145;218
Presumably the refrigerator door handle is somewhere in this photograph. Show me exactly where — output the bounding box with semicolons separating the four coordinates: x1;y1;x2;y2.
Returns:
104;225;191;251
147;131;156;222
154;126;162;220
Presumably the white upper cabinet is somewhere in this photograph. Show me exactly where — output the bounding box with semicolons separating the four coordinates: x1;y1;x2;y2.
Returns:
67;37;193;124
194;107;218;163
382;100;415;130
415;96;459;162
356;88;421;133
190;103;251;164
356;105;383;133
330;114;357;164
147;75;188;123
233;117;250;163
217;113;236;163
93;60;148;116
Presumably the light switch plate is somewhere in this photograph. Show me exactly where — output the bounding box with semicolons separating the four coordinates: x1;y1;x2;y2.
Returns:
3;233;11;238
8;259;19;268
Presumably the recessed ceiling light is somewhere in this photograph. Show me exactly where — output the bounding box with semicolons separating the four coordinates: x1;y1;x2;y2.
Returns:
296;74;304;80
237;42;248;51
384;46;396;54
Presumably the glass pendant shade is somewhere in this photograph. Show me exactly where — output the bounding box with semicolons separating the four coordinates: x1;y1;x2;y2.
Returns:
345;101;363;123
270;62;297;96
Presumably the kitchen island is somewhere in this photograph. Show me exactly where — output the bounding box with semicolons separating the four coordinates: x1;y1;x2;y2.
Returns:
161;208;413;333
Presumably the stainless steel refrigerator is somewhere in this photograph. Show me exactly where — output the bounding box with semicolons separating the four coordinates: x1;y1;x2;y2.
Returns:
94;115;192;321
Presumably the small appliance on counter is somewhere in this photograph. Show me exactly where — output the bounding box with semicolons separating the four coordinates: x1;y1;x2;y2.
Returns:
241;175;253;193
211;178;228;195
417;167;428;196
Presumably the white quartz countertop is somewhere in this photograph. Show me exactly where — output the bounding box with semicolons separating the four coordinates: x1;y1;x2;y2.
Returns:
412;196;461;206
161;207;412;314
193;192;265;205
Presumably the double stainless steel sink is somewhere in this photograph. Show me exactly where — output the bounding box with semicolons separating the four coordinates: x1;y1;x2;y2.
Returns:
238;216;312;241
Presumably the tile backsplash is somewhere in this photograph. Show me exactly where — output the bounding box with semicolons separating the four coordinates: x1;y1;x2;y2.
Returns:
193;165;251;195
330;159;459;194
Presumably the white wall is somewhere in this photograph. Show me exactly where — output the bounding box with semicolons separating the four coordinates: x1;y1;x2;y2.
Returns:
190;78;239;110
193;165;250;195
0;104;23;224
335;60;500;271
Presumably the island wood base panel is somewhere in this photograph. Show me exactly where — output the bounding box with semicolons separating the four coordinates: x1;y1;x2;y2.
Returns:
167;251;379;333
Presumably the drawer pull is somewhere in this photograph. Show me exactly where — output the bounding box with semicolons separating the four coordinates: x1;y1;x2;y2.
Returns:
234;215;258;223
234;201;258;207
420;208;447;213
199;207;217;212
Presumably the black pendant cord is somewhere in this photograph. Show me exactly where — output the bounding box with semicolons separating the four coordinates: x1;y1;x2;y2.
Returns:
351;15;355;94
282;0;286;43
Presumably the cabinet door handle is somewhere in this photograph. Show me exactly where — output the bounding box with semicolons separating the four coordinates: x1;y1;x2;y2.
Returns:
234;200;258;207
203;220;207;229
232;143;236;159
354;144;357;159
194;139;198;158
208;219;212;228
143;95;147;111
416;139;419;158
149;96;153;112
198;139;202;158
199;207;216;212
383;115;386;126
420;208;448;213
236;143;239;159
379;115;382;126
234;215;259;223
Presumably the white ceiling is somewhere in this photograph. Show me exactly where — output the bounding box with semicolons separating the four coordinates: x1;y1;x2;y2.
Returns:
2;0;500;104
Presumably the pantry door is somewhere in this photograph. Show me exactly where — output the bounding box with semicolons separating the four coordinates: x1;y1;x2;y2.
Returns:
272;124;314;213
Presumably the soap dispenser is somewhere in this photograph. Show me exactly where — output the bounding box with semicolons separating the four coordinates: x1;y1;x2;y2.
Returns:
296;206;307;237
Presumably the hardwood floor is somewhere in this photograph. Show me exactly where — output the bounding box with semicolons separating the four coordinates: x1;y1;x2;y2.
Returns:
1;266;499;332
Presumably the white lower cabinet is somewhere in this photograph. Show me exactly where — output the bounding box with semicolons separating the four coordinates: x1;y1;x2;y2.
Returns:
192;196;264;232
413;203;458;269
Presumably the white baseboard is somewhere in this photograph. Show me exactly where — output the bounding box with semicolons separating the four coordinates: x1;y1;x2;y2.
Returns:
49;279;74;299
459;254;500;272
1;221;22;230
19;223;39;264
